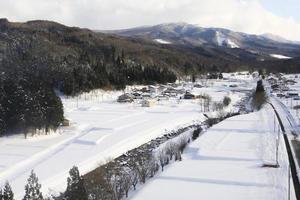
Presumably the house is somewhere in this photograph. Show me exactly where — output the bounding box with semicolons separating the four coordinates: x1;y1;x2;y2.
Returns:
62;118;70;126
287;92;299;97
141;99;156;107
207;73;219;79
157;85;167;92
163;87;177;95
157;95;169;100
276;93;285;98
285;79;297;85
176;88;186;94
194;84;203;88
148;85;158;94
117;94;134;103
140;87;150;93
184;92;195;99
132;92;142;99
271;84;280;90
142;93;152;99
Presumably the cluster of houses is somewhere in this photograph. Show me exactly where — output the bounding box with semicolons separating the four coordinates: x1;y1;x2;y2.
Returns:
117;83;201;107
268;74;300;100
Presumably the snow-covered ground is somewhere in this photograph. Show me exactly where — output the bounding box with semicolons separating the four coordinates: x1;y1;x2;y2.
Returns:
215;31;239;48
0;78;252;198
268;73;300;131
130;105;295;200
154;39;172;44
270;54;292;59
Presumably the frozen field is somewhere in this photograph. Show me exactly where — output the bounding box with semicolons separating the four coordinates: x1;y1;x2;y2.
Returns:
130;105;294;200
0;78;252;198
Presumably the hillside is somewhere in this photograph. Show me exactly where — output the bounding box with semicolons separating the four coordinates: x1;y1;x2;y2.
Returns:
1;19;300;136
106;22;300;58
104;22;300;73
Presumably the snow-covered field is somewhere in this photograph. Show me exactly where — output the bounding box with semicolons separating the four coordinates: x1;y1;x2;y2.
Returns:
0;78;252;198
130;105;295;200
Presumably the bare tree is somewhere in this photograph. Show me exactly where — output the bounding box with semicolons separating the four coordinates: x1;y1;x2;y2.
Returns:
119;168;132;198
129;152;155;184
199;75;208;87
128;168;139;191
165;142;177;161
212;102;224;111
203;94;212;112
157;149;168;171
178;135;189;154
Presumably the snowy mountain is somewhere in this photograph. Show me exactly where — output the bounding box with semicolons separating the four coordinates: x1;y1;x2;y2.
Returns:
215;31;239;48
104;23;300;58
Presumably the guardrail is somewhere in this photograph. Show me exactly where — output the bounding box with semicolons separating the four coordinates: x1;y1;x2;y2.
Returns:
267;102;300;200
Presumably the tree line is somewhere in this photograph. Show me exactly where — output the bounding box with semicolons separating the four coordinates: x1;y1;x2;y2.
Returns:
0;44;177;136
0;67;64;137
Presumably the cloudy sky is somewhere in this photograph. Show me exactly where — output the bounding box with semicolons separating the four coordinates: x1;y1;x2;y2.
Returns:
1;0;300;41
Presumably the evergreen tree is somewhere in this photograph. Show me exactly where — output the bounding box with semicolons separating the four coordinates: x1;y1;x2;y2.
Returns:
64;166;87;200
23;170;43;200
3;182;14;200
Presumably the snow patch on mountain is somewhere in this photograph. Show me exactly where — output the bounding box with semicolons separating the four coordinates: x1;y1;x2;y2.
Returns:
154;39;172;44
215;31;239;48
270;54;292;59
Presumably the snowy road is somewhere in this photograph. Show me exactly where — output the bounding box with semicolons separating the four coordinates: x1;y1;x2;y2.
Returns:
130;106;294;200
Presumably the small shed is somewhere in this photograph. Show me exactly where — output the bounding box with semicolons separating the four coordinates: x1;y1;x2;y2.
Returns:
62;118;70;126
141;99;156;107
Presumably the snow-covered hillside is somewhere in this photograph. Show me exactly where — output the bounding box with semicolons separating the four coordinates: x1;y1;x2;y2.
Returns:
270;54;292;59
154;39;172;44
215;31;239;48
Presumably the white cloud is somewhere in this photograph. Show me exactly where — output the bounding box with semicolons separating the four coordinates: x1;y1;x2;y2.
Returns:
1;0;300;41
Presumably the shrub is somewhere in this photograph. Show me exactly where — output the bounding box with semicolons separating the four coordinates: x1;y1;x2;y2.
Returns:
251;90;268;110
192;129;201;140
223;96;231;107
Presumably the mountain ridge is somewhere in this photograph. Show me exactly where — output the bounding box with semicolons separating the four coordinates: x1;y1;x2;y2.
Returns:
100;22;300;58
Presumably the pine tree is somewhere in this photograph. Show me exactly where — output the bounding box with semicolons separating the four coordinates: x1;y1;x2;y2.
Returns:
64;166;87;200
23;170;43;200
3;182;14;200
